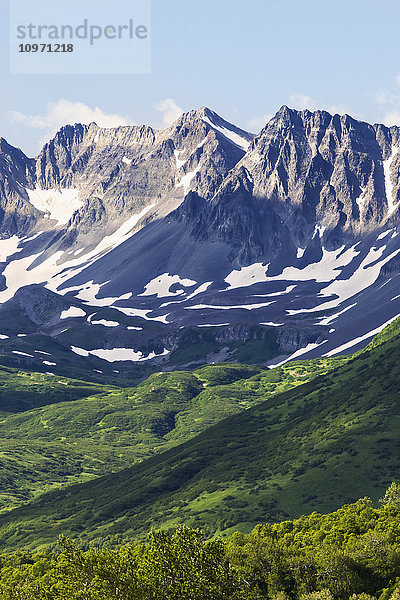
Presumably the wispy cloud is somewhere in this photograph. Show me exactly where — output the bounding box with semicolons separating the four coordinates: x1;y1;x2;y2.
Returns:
381;110;400;126
372;89;400;125
247;113;273;132
154;98;184;128
288;93;318;111
9;99;131;148
287;95;351;117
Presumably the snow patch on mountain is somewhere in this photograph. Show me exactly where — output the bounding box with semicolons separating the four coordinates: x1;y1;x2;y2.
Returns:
356;186;367;209
384;147;399;217
70;346;169;362
377;229;392;240
60;306;86;319
197;323;230;327
311;245;400;312
270;245;360;286
26;187;83;225
90;319;119;327
224;263;269;291
159;282;213;307
174;149;186;169
0;236;23;261
139;273;197;298
186;301;275;311
73;281;132;306
202;115;250;151
176;166;201;194
252;285;297;298
0;251;64;303
114;306;170;323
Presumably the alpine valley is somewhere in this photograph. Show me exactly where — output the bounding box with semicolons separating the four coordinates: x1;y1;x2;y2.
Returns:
1;106;400;553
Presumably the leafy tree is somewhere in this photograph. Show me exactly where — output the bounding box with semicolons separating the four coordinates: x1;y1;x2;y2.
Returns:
380;483;400;509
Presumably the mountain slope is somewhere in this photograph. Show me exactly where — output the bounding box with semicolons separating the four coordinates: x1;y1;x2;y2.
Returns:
0;318;399;549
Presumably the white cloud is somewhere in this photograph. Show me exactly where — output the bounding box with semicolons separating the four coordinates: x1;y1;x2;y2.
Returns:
325;103;350;116
371;89;400;125
287;96;354;118
288;93;318;111
155;98;184;128
374;90;396;105
247;113;273;132
382;110;400;126
10;99;131;149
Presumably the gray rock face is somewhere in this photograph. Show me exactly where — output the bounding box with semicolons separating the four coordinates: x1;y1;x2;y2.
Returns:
0;107;251;254
0;138;37;236
176;106;400;264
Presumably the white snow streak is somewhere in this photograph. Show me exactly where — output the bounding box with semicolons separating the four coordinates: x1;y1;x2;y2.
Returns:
383;147;399;217
197;323;229;327
252;285;296;298
70;346;169;362
186;301;274;311
318;303;358;326
273;340;328;367
60;306;86;319
159;282;213;308
90;319;119;327
202;116;250;151
323;314;400;357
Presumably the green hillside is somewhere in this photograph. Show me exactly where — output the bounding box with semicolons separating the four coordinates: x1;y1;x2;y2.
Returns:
0;319;400;549
0;365;109;414
0;359;342;512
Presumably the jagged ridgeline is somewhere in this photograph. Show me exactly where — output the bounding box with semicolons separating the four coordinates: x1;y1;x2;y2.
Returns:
0;314;399;549
0;107;399;377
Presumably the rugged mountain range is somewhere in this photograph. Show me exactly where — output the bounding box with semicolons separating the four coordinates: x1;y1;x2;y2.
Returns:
0;105;400;379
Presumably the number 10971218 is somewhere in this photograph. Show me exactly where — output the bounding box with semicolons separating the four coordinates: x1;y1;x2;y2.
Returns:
18;44;74;52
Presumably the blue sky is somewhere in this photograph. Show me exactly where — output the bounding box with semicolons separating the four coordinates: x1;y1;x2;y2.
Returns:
1;0;400;156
